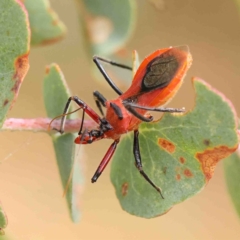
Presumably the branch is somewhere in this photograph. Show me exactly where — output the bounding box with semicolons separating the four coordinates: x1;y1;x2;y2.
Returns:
1;118;97;133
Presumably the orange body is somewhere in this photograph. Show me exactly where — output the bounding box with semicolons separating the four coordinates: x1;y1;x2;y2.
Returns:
103;46;192;140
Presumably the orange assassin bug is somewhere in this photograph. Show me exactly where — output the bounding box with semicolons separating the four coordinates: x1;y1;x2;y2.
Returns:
54;46;192;198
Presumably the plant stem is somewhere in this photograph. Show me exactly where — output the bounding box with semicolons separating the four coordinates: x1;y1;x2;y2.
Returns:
1;118;97;133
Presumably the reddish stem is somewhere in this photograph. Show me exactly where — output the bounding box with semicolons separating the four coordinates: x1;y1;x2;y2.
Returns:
2;118;97;133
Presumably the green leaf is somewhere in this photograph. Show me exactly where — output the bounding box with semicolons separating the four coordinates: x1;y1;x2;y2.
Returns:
78;0;136;55
0;202;7;234
111;78;238;218
43;64;83;223
224;152;240;217
0;0;30;127
24;0;66;46
224;140;240;218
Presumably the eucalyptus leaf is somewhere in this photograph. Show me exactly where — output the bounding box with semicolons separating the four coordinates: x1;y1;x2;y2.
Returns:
111;78;238;218
25;0;66;46
43;64;83;222
0;0;30;127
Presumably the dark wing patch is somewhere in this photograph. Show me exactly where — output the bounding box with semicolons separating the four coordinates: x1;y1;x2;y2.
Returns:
141;49;179;92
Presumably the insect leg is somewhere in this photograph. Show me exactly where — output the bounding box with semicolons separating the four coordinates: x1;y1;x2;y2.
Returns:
93;56;132;96
56;96;102;134
125;106;153;122
93;90;107;116
126;103;185;113
91;139;119;183
133;130;164;199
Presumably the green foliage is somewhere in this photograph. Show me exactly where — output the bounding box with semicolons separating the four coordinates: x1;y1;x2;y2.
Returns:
111;78;238;218
79;0;136;55
0;202;7;234
43;64;83;222
224;115;240;218
24;0;66;46
0;0;30;127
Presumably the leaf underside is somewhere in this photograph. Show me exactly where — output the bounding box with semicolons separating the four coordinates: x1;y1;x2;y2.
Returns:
43;64;83;223
111;78;238;218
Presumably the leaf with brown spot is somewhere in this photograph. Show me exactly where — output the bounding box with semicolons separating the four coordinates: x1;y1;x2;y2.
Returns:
0;0;30;125
111;78;238;218
24;0;66;46
158;138;175;153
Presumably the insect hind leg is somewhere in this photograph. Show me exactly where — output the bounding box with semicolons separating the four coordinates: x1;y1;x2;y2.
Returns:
91;139;119;183
133;130;164;199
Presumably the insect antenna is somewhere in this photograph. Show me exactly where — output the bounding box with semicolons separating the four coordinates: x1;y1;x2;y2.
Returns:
62;109;87;198
48;108;81;132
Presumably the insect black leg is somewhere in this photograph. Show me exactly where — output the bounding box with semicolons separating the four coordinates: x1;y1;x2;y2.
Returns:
55;96;102;134
93;56;132;96
133;130;164;199
91;139;119;183
125;106;153;122
125;103;185;113
93;90;107;116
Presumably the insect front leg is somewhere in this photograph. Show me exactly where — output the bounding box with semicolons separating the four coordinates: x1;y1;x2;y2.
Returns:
91;139;119;183
133;130;164;199
55;96;102;134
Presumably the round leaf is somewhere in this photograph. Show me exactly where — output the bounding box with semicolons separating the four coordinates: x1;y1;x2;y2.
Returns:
111;78;238;218
0;0;30;127
24;0;66;46
78;0;136;55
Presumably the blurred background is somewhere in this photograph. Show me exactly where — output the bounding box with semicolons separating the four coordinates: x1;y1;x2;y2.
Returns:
1;0;240;239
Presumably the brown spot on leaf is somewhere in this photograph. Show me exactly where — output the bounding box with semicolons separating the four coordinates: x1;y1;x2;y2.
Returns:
184;168;193;178
203;139;210;146
11;53;29;105
121;182;128;196
158;138;175;153
179;157;185;164
3;99;9;107
196;145;238;181
176;174;181;180
163;167;167;174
